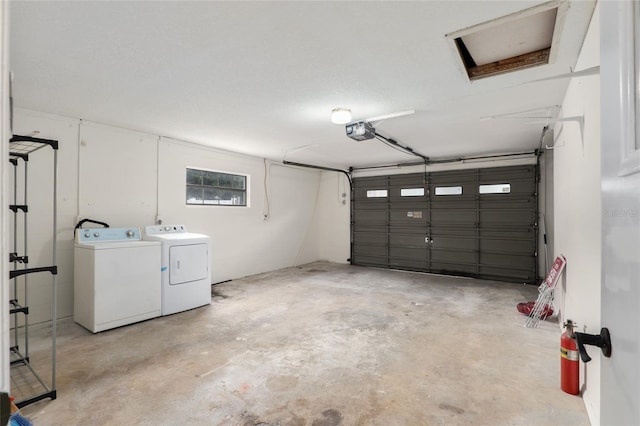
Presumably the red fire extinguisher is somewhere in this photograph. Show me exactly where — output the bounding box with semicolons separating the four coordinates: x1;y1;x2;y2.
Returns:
561;319;580;395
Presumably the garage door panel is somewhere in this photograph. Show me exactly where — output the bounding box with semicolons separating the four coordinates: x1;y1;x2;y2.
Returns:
479;186;534;200
430;200;476;210
354;190;389;202
389;201;429;209
355;202;391;211
390;210;429;224
480;237;535;254
352;165;538;283
479;266;535;282
479;227;535;238
480;165;536;181
354;176;388;187
431;235;476;251
430;191;476;202
479;198;535;209
431;227;476;237
353;223;387;233
389;258;430;271
389;233;427;246
389;246;429;260
389;173;425;184
353;244;387;257
355;256;388;267
480;252;534;269
429;171;477;185
354;209;387;223
431;262;476;276
353;231;387;245
431;248;477;264
431;210;476;224
479;209;535;225
353;178;388;202
389;174;427;198
390;194;428;203
389;224;428;233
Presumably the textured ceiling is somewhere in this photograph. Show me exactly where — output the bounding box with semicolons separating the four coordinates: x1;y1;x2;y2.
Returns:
9;1;596;169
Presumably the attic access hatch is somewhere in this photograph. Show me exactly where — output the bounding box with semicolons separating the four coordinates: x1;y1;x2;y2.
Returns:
447;2;565;80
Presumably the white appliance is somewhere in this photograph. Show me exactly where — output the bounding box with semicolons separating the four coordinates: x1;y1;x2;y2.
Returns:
74;227;161;333
143;224;211;315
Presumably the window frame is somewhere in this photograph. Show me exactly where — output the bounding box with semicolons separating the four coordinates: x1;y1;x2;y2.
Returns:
186;167;249;207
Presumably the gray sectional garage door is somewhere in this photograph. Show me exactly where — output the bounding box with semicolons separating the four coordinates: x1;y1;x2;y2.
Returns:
351;165;538;283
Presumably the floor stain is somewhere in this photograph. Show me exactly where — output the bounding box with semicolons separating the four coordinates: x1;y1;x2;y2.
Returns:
439;403;465;415
285;414;306;426
242;411;276;426
211;287;229;299
312;408;343;426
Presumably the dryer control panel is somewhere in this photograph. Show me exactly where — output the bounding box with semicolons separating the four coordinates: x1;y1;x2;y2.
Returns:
145;224;187;235
76;227;142;243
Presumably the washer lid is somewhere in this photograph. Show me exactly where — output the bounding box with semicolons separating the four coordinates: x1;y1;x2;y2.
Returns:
75;240;161;250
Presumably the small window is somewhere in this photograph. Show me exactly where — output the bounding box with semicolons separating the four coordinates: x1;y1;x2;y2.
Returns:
186;168;247;206
401;188;425;197
435;186;463;196
479;183;511;194
366;189;388;198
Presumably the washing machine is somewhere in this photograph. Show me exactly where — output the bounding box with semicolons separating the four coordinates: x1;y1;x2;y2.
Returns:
143;224;211;315
74;227;161;333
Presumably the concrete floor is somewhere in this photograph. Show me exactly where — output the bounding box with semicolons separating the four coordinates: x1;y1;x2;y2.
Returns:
15;262;589;425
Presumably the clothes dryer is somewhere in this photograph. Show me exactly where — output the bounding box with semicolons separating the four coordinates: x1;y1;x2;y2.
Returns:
143;225;211;315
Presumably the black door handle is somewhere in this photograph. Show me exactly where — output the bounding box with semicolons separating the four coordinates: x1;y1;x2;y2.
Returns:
574;328;612;362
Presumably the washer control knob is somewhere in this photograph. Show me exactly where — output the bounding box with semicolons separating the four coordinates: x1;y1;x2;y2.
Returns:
84;232;90;238
164;226;170;231
93;232;100;238
126;230;134;238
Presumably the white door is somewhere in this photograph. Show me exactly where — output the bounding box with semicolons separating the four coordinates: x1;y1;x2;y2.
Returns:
600;3;640;425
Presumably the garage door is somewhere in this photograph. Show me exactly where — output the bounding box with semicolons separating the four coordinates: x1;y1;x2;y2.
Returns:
351;165;538;283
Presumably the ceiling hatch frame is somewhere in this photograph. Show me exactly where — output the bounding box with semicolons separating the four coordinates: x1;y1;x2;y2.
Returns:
445;0;569;81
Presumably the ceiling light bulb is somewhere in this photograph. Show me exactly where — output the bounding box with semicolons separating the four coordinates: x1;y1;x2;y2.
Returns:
331;108;351;124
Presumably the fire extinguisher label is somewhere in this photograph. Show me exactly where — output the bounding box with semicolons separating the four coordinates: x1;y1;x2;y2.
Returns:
561;347;579;361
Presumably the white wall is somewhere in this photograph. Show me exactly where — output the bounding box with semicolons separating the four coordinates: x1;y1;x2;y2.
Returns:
552;3;601;423
299;171;351;264
157;137;322;282
11;108;327;323
79;121;157;227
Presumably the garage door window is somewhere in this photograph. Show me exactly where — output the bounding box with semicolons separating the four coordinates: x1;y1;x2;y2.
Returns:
435;186;463;195
479;183;511;194
367;189;388;198
401;188;425;197
186;168;247;206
